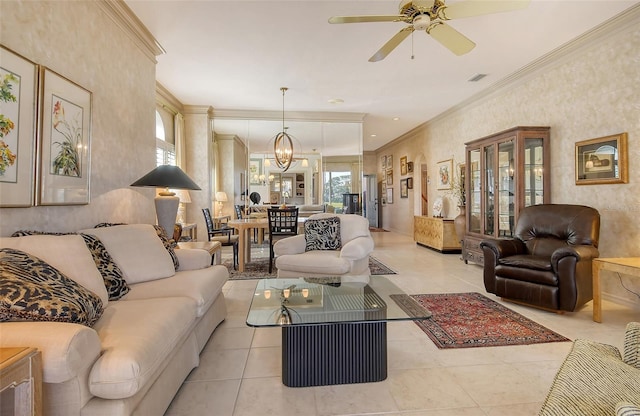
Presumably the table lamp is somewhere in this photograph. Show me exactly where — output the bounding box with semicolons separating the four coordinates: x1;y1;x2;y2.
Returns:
131;165;201;236
173;189;191;224
215;191;228;217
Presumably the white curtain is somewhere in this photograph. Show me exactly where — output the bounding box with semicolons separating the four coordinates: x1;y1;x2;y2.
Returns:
174;112;186;168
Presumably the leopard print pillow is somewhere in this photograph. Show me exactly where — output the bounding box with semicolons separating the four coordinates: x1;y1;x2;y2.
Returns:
0;248;104;327
80;234;130;301
152;225;180;271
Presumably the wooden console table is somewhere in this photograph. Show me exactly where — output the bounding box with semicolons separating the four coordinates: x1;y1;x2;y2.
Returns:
413;216;461;253
592;257;640;323
0;347;42;416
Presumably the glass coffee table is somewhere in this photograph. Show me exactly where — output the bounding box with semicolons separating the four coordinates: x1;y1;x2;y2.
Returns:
246;276;431;387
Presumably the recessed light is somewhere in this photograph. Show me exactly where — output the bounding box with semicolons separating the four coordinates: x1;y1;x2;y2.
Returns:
328;98;344;104
392;117;400;121
370;134;377;137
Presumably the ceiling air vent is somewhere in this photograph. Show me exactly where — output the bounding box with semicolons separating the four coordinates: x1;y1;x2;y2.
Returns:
468;73;488;82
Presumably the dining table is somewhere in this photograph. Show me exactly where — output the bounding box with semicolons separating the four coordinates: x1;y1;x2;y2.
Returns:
227;217;308;273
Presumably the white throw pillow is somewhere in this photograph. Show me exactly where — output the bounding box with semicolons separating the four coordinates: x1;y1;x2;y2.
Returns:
79;224;175;284
0;235;109;304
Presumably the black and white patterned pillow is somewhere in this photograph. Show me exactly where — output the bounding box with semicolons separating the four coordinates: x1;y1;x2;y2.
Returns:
12;230;74;237
80;234;130;301
0;248;104;327
304;217;342;251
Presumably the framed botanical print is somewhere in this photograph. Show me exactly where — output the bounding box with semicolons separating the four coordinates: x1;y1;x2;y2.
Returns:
386;169;393;186
0;46;38;207
400;156;407;176
386;187;393;204
400;178;408;198
39;67;92;205
249;158;262;184
436;159;453;190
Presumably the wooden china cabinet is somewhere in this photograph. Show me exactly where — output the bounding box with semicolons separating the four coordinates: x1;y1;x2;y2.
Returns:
463;126;550;264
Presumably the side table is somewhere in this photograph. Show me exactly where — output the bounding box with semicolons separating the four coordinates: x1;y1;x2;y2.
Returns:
177;241;222;265
0;347;42;416
592;257;640;322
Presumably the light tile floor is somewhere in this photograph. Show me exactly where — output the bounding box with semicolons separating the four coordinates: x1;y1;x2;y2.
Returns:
165;231;636;416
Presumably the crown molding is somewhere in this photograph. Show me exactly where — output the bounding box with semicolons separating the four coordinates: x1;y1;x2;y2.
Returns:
183;105;213;115
156;82;183;114
424;3;640;130
213;109;366;123
96;0;165;62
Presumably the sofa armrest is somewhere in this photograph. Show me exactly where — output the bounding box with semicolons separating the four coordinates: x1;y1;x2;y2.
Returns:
175;248;210;271
0;322;101;383
340;236;374;261
480;238;526;262
273;234;306;255
623;322;640;369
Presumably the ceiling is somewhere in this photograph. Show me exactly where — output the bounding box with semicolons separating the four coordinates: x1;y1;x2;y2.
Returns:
126;0;638;156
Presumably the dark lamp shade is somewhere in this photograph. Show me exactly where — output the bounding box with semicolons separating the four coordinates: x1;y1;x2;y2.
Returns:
130;165;201;190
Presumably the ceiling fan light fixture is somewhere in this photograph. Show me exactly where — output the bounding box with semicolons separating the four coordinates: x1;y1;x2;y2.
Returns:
412;14;431;31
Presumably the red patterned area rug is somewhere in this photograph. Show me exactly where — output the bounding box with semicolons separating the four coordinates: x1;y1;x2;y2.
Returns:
391;292;570;349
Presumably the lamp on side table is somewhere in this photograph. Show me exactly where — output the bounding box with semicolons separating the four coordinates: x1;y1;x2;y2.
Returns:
131;165;201;237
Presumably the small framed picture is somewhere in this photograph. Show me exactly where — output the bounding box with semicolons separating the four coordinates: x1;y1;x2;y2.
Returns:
407;177;413;189
400;179;408;198
575;133;628;185
400;156;407;176
387;154;393;170
436;159;453;190
386;187;393;204
386;169;393;186
381;155;387;169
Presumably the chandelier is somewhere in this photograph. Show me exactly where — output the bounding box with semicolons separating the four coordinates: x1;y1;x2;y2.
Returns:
273;87;294;172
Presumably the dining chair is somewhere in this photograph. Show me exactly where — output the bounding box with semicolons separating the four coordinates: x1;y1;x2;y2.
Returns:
267;207;299;273
202;208;238;269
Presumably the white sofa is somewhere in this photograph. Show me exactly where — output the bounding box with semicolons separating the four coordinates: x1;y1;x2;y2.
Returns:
0;224;228;416
273;213;373;278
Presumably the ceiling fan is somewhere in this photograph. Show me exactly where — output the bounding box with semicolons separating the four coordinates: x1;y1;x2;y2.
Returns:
328;0;530;62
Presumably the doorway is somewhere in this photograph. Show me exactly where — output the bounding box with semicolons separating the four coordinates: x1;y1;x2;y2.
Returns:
363;174;378;227
421;164;428;216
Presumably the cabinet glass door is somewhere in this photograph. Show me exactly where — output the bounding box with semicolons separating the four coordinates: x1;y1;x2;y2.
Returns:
498;140;515;237
469;149;481;233
483;145;495;236
524;138;544;207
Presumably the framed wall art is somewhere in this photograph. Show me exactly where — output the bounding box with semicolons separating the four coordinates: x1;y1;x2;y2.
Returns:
387;154;393;170
381;155;387;170
400;178;408;198
407;177;413;189
249;158;262;184
575;133;628;185
400;156;407;176
386;187;393;204
0;46;38;207
436;158;453;190
386;169;393;186
39;67;92;205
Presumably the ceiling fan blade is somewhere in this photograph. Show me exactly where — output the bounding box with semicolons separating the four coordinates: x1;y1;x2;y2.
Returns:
441;0;530;20
427;22;475;55
329;15;405;24
369;27;414;62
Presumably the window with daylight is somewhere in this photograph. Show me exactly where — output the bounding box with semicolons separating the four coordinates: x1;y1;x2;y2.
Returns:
155;108;175;166
323;171;351;211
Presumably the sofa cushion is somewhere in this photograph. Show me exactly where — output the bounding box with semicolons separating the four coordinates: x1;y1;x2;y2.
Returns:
0;248;104;326
89;297;197;399
123;265;228;317
305;216;341;251
0;234;109;304
276;250;350;275
308;213;370;244
79;224;175;284
79;234;130;301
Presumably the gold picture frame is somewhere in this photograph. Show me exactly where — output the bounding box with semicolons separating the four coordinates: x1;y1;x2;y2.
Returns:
400;156;407;176
436;159;453;190
575;133;628;185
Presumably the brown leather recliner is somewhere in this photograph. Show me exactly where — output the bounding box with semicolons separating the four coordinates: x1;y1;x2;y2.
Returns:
480;204;600;312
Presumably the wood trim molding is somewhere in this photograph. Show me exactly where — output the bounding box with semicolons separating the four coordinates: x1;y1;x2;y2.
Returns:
96;0;165;62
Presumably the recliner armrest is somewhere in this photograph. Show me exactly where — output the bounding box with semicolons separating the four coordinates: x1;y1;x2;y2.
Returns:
340;236;374;260
550;245;599;267
480;238;526;261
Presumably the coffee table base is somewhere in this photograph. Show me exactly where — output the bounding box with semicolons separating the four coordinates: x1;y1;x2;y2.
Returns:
281;322;387;387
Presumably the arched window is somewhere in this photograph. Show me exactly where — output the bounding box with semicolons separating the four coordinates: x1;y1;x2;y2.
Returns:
155;108;175;166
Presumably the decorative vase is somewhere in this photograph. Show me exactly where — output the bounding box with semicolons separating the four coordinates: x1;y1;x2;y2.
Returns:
454;205;466;243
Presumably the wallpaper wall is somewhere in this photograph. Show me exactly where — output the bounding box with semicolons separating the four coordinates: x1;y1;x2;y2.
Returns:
0;1;158;236
377;15;640;306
